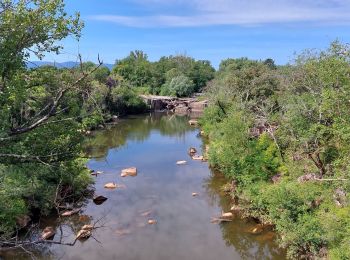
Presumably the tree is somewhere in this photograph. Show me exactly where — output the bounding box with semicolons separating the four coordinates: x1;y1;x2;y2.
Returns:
113;50;153;88
0;0;99;238
0;0;83;87
161;75;195;97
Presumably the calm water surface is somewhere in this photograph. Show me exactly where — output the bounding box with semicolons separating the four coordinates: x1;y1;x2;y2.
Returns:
2;113;286;260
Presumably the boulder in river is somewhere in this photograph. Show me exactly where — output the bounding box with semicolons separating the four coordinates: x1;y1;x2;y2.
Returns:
189;147;197;154
121;167;137;177
76;227;93;240
188;119;198;126
41;226;55;240
104;182;117;189
93;195;108;205
192;155;204;161
221;212;234;219
115;228;131;236
230;205;241;212
176;160;187;165
148;219;157;225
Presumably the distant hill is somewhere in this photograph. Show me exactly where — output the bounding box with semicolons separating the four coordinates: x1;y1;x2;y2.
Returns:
27;61;114;70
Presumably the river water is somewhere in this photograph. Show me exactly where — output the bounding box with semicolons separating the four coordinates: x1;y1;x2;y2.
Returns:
1;113;286;260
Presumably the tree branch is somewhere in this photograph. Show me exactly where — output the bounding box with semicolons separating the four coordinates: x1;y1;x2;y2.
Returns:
8;61;103;136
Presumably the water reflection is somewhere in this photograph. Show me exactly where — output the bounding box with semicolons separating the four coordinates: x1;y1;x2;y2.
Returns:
84;113;193;159
204;171;285;259
1;112;285;260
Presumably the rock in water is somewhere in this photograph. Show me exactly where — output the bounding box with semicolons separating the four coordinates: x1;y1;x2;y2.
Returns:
121;167;137;177
192;155;204;161
176;160;187;165
41;226;55;240
76;225;94;240
93;195;108;205
188;119;198;126
148;219;157;225
221;212;234;219
82;224;94;231
104;182;117;189
230;205;241;212
115;229;131;236
189;147;197;154
76;230;92;240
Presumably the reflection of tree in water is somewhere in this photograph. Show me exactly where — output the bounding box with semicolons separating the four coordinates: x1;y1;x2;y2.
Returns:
84;113;194;158
203;170;285;260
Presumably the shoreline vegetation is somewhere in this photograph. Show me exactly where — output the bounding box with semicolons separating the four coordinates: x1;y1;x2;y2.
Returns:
199;42;350;259
1;1;349;259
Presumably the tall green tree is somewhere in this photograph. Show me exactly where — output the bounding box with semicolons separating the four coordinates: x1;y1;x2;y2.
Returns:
0;0;96;237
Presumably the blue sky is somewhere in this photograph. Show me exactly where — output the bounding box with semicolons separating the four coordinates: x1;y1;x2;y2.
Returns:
45;0;350;68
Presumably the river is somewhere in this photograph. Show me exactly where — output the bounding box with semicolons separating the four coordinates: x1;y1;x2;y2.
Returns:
1;112;286;260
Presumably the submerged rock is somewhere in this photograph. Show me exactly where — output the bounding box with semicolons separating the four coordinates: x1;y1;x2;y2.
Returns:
140;210;152;217
210;217;233;224
121;167;137;177
148;219;157;225
93;195;108;205
248;224;264;235
115;228;131;236
79;215;91;222
41;226;55;240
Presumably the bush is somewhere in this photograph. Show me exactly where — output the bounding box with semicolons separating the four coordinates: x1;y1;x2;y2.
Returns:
110;86;148;115
160;75;195;97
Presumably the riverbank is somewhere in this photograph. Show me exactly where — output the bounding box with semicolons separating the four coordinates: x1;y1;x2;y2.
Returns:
199;45;350;259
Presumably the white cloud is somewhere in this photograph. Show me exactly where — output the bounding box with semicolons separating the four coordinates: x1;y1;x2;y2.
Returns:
89;0;350;27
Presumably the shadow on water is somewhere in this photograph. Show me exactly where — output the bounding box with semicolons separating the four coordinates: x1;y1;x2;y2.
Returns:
1;112;286;260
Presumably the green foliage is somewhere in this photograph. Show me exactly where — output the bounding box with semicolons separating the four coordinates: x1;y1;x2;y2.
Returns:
201;42;350;258
0;0;96;238
112;52;215;96
109;86;148;115
160;75;195;97
113;50;153;88
0;0;83;80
